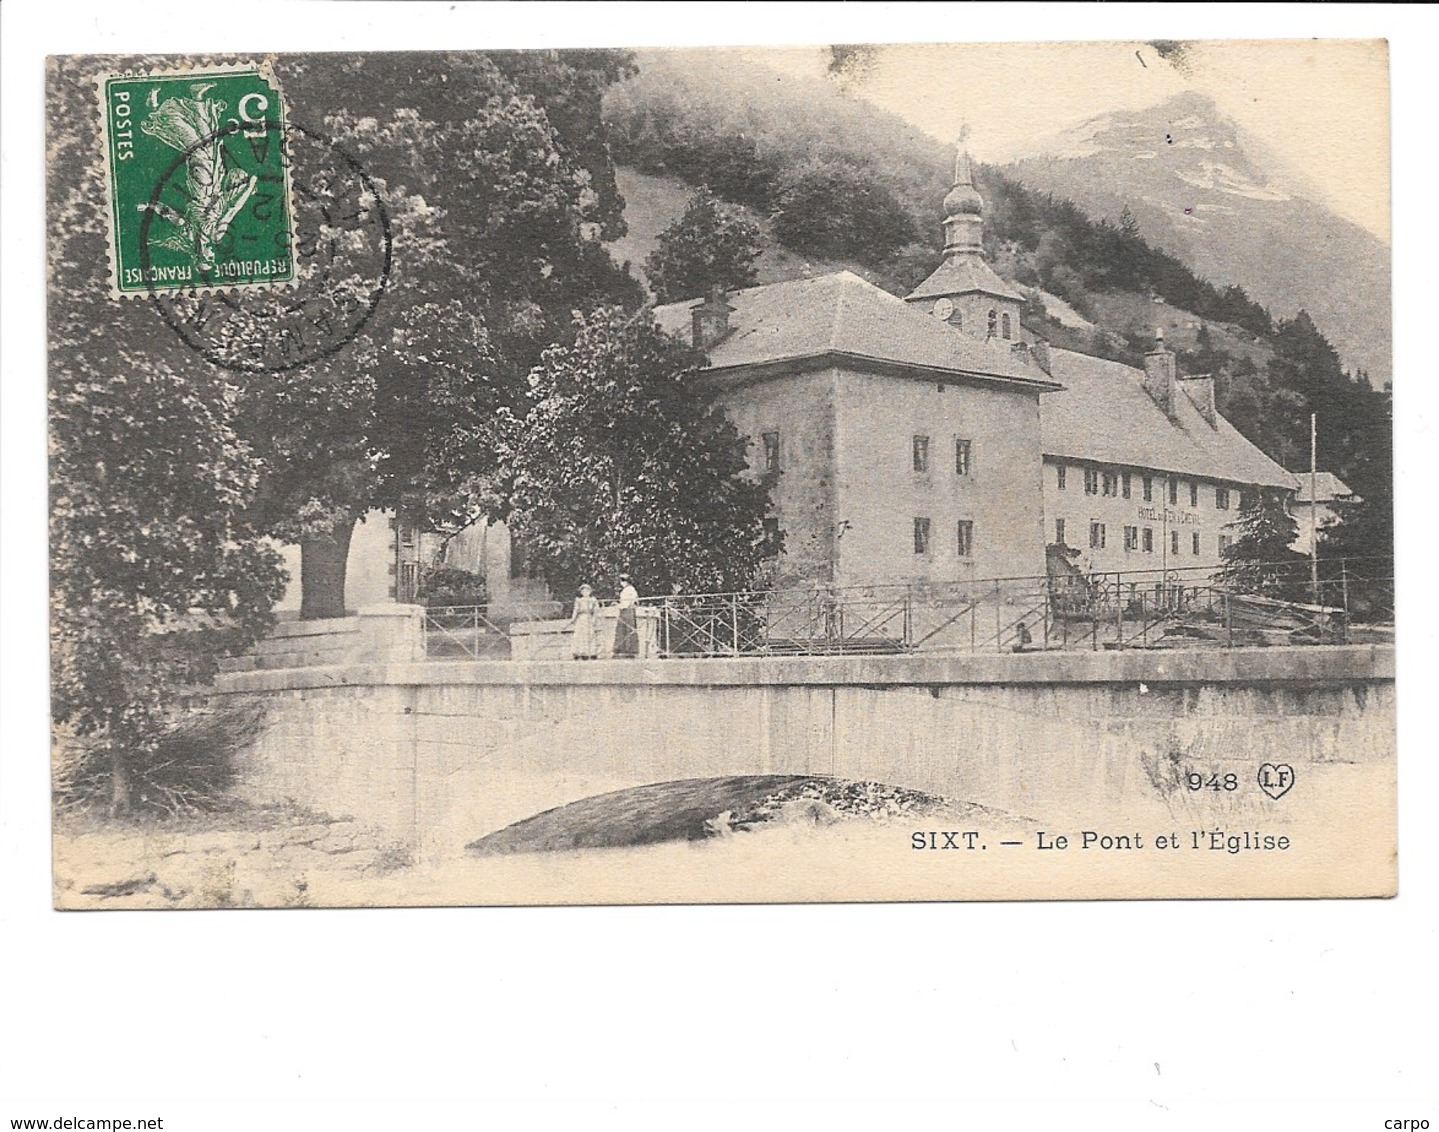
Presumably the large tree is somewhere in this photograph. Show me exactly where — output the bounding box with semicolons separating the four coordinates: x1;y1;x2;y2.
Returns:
237;51;645;618
49;355;286;814
47;57;286;812
1217;491;1307;600
1315;378;1394;617
507;307;777;600
643;188;762;303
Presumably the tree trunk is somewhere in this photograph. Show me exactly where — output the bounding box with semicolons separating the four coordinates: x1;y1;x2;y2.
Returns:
108;744;130;817
299;516;357;620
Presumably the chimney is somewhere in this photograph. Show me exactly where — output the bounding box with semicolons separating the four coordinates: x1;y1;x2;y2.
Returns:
1142;328;1179;419
1179;374;1219;428
691;284;734;351
1030;339;1052;376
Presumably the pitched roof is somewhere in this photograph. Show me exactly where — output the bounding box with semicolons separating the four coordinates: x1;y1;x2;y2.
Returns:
652;271;1057;390
906;254;1025;303
1294;471;1356;503
1040;348;1295;489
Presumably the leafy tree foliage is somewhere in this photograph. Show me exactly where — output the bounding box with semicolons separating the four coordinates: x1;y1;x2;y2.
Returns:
772;159;917;262
643;189;762;303
50;358;286;814
604;50;947;239
1217;492;1307;599
418;565;490;608
47;58;286;813
248;51;645;617
507;308;777;600
1314;380;1393;616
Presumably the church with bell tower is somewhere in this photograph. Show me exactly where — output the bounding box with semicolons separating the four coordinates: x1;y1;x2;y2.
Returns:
904;145;1025;345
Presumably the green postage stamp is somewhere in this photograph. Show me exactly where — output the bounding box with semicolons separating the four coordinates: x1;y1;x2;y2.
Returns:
99;63;296;296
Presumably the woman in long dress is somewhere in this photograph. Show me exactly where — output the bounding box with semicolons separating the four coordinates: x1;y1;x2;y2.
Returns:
568;584;601;660
613;573;640;657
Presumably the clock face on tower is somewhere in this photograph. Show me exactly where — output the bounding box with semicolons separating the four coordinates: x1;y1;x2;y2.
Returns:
933;298;954;321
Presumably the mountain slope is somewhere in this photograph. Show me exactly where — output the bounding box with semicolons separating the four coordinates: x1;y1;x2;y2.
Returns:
612;166;1260;366
1003;92;1391;384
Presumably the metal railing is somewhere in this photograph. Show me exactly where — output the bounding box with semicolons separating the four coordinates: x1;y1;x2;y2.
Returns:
419;558;1393;661
643;558;1392;658
422;600;565;659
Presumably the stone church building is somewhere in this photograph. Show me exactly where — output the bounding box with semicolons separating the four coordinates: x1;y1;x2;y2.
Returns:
650;147;1295;591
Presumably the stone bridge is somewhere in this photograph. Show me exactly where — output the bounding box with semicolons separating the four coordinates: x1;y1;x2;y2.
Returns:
206;612;1395;861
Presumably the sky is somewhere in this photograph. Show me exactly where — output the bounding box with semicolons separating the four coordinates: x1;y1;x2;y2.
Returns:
738;40;1391;243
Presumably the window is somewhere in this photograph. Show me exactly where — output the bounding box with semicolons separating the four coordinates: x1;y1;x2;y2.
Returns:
913;517;931;555
1056;463;1067;490
1001;312;1012;340
1142;528;1153;553
1143;476;1153;502
1171;530;1180;556
1089;521;1106;550
1216;486;1231;510
1102;472;1118;497
1122;473;1132;499
1189;481;1199;507
954;311;962;332
761;431;781;473
1055;518;1066;545
1239;489;1254;511
956;520;974;557
988;309;998;336
912;435;930;473
1124;526;1139;551
1084;468;1100;495
762;517;780;543
1192;531;1201;555
955;438;972;476
1219;534;1233;554
1168;478;1178;505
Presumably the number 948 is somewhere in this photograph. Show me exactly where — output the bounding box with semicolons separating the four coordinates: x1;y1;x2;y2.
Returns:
1187;772;1239;792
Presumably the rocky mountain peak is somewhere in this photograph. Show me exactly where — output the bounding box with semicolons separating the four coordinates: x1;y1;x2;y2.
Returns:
1036;92;1281;202
1006;92;1388;384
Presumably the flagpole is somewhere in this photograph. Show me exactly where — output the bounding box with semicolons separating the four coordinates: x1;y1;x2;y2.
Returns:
1310;412;1319;604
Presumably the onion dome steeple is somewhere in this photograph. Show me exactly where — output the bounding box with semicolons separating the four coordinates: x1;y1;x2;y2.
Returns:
905;127;1025;341
944;147;985;219
942;138;986;254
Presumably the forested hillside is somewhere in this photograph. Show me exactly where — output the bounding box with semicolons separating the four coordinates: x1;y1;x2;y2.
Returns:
602;50;1392;563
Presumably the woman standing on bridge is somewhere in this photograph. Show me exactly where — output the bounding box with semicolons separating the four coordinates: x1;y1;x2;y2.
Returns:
614;574;640;657
568;584;601;660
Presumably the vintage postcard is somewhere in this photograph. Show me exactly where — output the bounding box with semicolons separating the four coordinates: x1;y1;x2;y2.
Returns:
48;41;1395;907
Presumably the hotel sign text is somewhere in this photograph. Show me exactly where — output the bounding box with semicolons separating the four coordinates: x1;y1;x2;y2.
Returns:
1138;506;1199;525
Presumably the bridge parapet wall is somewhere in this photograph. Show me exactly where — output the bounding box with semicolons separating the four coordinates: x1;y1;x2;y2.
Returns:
205;647;1395;860
219;605;425;673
